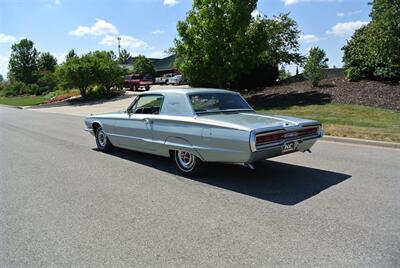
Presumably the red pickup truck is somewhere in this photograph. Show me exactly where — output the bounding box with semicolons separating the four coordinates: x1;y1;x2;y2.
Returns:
122;75;153;91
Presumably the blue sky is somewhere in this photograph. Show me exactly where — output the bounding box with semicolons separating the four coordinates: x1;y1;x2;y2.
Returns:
0;0;371;78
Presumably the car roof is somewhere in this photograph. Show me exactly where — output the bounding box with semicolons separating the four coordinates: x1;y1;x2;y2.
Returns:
145;88;237;95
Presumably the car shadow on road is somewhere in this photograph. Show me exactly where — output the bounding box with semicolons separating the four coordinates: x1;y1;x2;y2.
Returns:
101;148;351;206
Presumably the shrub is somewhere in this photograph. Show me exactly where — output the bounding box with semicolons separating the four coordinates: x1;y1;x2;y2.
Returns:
4;81;28;96
37;71;57;94
26;84;40;95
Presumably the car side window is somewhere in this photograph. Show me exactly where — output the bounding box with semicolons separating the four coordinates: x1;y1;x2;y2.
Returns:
133;95;164;114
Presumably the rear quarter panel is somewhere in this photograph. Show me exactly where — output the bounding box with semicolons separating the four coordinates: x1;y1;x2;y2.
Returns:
151;117;251;163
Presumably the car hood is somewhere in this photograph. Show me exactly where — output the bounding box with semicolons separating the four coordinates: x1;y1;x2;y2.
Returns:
195;112;319;131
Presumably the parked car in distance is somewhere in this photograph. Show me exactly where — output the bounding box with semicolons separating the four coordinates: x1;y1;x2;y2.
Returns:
166;74;183;85
84;88;323;175
122;74;153;91
155;73;175;85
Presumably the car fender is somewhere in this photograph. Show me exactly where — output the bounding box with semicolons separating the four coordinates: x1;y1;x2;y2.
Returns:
164;136;204;161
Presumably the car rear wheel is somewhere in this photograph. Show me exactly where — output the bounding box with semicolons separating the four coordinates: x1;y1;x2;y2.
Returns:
95;127;113;152
172;150;205;175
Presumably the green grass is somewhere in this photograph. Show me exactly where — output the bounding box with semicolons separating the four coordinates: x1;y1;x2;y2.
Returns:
257;104;400;142
0;96;48;106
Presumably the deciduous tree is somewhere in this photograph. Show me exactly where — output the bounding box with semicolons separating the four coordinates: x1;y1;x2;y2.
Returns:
174;0;302;89
132;55;156;76
8;39;39;84
342;0;400;81
57;54;96;98
303;47;328;87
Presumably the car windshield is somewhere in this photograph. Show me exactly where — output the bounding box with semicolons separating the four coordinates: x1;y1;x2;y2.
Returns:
189;92;252;114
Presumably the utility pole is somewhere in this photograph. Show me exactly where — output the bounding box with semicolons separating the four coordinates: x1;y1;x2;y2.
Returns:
117;37;121;59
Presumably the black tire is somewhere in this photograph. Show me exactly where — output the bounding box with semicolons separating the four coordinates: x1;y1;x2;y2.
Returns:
145;85;150;91
172;150;205;176
95;127;113;152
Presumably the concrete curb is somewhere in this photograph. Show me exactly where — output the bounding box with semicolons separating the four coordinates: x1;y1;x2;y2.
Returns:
323;135;400;149
0;104;23;109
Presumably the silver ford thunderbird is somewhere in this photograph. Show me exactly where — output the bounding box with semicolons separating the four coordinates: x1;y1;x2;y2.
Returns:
84;88;323;175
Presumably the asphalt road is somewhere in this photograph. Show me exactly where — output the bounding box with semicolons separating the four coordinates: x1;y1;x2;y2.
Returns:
1;106;399;267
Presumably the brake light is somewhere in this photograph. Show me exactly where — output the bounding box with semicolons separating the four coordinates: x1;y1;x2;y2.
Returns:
297;126;319;137
256;132;283;145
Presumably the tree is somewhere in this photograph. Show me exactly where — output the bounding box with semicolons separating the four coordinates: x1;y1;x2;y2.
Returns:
57;51;124;98
303;47;328;87
38;52;57;72
92;51;124;93
8;39;39;84
174;0;302;89
57;54;96;98
342;26;370;80
66;49;77;61
132;55;156;76
342;0;400;81
119;49;131;64
0;74;3;82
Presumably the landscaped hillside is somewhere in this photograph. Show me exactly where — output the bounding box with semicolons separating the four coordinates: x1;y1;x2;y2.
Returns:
246;76;400;111
245;75;400;142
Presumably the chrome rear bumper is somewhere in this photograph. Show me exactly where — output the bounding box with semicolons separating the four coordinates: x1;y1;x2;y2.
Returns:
248;137;319;162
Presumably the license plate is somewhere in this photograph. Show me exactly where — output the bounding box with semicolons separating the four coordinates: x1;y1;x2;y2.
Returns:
282;142;296;153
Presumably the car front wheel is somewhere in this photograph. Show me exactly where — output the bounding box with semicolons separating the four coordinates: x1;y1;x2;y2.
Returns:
173;150;205;175
95;127;113;152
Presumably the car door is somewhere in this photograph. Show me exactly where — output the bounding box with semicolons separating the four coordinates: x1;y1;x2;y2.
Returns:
113;94;163;152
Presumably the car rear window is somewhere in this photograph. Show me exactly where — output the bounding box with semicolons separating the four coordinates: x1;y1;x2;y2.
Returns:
189;93;252;114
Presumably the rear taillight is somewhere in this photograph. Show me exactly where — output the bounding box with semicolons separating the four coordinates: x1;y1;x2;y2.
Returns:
297;126;319;137
256;132;283;145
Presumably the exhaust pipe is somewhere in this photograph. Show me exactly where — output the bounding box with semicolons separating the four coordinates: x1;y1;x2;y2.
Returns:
245;163;255;170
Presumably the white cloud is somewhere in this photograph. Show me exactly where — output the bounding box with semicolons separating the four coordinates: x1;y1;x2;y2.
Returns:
283;0;342;5
0;33;16;43
54;0;60;4
100;35;149;50
348;10;362;16
149;51;167;58
0;52;11;78
251;10;262;19
326;21;369;37
337;10;362;17
299;34;324;43
163;0;178;6
151;30;165;35
69;19;119;36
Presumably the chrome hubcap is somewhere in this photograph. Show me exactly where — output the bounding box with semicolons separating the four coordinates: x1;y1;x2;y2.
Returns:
97;129;107;148
177;150;195;170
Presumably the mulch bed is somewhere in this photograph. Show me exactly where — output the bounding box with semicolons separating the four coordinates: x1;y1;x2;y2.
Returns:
244;77;400;111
